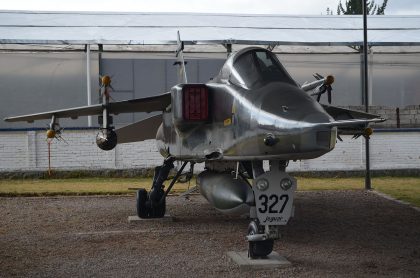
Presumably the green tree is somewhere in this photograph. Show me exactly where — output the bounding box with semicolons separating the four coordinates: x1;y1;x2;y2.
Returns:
337;0;389;15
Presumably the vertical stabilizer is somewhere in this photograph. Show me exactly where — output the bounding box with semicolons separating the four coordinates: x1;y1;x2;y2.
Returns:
175;31;188;84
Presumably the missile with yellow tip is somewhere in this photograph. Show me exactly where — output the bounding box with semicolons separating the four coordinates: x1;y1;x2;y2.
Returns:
46;129;56;139
364;127;373;137
101;75;111;87
325;75;335;85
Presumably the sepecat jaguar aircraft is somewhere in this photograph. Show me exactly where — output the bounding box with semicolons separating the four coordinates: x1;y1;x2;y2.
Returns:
5;38;385;258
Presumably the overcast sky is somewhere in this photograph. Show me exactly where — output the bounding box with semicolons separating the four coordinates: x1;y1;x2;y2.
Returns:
0;0;419;15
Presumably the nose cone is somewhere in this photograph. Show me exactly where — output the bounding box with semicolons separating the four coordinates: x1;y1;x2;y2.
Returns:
258;82;332;124
223;81;337;160
248;82;336;159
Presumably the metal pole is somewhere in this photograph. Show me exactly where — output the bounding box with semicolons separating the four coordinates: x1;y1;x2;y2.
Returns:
98;44;103;103
362;0;371;190
86;44;92;127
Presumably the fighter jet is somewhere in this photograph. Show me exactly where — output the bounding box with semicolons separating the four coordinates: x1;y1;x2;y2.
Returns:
5;40;384;258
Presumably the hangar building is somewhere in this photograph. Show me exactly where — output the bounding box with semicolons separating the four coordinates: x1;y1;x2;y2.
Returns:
0;11;419;173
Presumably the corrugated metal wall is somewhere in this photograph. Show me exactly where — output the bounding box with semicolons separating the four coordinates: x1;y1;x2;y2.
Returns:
0;52;99;128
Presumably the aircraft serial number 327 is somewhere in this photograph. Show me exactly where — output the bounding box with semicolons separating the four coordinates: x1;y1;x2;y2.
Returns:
5;43;384;258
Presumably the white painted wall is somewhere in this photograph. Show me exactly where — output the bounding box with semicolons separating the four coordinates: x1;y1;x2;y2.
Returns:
287;132;420;171
0;130;419;172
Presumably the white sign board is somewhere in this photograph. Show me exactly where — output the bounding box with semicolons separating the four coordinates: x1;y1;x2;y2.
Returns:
253;171;296;225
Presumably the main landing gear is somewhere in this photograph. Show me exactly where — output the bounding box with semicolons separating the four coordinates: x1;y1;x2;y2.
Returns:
136;157;189;218
246;160;296;259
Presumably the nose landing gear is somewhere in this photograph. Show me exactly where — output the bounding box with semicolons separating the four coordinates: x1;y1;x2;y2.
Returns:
247;160;296;259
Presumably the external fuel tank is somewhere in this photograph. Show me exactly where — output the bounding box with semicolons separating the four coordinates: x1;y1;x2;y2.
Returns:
197;171;254;214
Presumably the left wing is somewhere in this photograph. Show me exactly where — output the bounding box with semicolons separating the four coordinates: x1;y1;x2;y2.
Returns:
4;93;171;123
320;104;386;138
318;117;385;128
322;104;385;126
322;104;381;122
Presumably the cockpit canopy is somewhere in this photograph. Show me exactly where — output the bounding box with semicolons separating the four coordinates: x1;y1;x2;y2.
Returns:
227;48;297;90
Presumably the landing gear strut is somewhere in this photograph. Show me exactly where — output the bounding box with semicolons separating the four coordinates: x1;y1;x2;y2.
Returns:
136;158;189;218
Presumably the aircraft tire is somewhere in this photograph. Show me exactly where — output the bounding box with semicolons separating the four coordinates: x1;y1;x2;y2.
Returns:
136;188;150;218
151;197;166;218
248;221;274;259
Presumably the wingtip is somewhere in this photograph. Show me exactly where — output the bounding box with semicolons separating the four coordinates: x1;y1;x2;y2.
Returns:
3;116;33;123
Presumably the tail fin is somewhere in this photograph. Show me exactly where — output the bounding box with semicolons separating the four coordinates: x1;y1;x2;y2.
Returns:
175;31;188;84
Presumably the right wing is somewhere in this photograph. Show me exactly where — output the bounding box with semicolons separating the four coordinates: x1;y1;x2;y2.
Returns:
4;93;171;123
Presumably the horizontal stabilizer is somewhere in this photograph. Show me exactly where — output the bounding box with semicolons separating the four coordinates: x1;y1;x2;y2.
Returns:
4;93;170;123
115;114;162;144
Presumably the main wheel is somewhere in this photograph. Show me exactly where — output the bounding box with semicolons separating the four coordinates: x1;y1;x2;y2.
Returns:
151;197;166;218
136;189;150;218
248;220;274;259
148;187;166;218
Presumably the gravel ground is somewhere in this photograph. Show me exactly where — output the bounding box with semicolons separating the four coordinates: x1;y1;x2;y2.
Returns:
1;190;419;277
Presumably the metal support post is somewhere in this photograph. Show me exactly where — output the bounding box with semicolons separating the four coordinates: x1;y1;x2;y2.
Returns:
86;44;92;127
98;44;104;102
362;0;371;190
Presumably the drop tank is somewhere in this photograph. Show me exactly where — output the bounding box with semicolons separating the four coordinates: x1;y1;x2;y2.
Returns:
197;171;254;215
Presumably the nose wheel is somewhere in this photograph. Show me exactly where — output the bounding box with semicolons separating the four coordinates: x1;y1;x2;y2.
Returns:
247;220;274;259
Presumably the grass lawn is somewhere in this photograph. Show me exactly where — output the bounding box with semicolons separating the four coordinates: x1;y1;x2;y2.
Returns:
298;177;420;207
0;177;419;207
370;177;420;207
